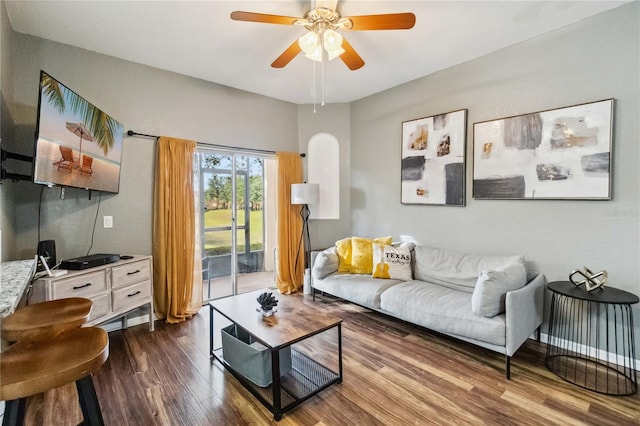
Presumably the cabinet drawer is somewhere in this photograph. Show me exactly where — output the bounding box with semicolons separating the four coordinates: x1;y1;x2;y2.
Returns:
112;280;151;312
53;271;107;299
112;260;151;289
89;293;110;322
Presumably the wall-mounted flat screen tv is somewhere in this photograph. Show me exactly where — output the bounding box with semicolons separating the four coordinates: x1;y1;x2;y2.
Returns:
32;70;123;194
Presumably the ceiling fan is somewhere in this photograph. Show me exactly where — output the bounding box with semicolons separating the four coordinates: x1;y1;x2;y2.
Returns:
230;0;416;71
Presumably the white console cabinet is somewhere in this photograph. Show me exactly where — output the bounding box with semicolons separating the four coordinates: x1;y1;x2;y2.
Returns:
32;255;154;331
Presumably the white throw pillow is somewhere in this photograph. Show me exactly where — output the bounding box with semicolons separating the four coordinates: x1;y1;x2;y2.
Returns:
471;263;527;318
311;247;339;280
372;243;413;281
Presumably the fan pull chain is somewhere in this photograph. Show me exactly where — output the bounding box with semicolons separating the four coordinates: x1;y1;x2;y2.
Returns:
321;31;325;107
313;60;317;113
321;52;325;106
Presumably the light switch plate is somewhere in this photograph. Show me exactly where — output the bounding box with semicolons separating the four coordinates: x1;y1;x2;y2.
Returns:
103;215;113;228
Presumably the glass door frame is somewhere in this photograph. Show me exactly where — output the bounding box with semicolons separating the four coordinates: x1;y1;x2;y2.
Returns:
197;147;270;301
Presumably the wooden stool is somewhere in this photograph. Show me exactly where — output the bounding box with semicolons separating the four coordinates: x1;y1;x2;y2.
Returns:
0;326;109;426
1;298;92;343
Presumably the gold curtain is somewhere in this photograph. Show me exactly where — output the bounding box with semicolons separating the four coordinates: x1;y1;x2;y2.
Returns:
275;152;303;294
153;136;201;323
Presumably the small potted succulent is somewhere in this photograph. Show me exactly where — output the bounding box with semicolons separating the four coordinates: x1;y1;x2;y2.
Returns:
256;292;278;317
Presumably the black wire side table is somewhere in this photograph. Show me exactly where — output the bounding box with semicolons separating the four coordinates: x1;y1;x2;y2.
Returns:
545;281;638;396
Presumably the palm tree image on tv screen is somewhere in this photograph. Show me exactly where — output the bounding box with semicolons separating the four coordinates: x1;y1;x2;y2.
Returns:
33;71;123;193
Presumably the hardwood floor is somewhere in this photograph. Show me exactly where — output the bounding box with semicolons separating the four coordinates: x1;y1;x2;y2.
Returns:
22;293;639;425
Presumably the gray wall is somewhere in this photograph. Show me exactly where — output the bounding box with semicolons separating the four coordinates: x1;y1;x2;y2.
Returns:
5;32;298;261
0;0;17;260
297;103;352;250
351;3;639;335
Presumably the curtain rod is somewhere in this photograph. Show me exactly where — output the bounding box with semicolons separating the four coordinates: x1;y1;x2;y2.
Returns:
126;130;305;157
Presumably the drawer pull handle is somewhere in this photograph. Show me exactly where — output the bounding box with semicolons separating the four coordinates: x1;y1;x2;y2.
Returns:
127;270;141;276
128;291;142;297
73;283;92;290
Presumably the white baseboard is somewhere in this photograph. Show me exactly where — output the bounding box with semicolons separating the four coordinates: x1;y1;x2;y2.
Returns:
539;332;640;368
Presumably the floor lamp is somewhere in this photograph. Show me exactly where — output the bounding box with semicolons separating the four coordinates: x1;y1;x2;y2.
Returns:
291;183;319;274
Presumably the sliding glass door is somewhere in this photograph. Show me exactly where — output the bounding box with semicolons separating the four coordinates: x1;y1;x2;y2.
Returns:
196;148;276;301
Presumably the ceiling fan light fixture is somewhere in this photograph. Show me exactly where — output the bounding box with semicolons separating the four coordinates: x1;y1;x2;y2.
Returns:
232;7;416;73
327;46;345;61
323;29;344;60
298;31;319;54
323;29;342;50
305;45;323;62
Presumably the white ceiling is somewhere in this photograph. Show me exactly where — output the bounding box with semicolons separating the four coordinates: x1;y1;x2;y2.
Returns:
5;1;627;105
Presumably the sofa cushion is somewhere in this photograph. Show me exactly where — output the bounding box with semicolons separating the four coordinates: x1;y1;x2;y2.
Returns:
313;273;403;309
472;263;527;318
335;238;353;272
312;247;339;281
372;243;412;281
380;280;506;347
350;236;392;274
413;246;525;293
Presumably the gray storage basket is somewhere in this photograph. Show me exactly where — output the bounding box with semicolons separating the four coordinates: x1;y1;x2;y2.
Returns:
221;323;292;387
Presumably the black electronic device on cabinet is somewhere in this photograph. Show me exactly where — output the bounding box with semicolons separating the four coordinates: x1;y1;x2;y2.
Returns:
59;253;120;270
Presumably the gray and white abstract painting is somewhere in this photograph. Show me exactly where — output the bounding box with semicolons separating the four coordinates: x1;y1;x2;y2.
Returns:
473;99;613;200
401;109;467;205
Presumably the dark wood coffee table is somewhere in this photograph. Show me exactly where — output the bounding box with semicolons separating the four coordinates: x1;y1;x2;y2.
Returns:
209;289;343;420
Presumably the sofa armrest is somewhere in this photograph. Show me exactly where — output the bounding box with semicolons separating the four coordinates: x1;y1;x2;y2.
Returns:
310;248;338;288
310;250;321;288
505;273;546;356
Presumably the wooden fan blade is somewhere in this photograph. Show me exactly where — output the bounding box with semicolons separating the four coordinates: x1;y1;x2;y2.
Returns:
271;40;302;68
347;13;416;31
230;11;300;25
340;38;364;71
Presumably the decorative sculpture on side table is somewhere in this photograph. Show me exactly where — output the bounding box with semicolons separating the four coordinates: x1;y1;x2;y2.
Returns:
569;267;608;292
256;292;279;317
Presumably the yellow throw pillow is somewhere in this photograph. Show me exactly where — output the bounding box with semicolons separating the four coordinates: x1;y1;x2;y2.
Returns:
374;236;393;249
351;236;392;274
335;237;353;272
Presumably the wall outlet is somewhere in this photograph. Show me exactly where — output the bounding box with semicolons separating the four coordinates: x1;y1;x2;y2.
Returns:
103;215;113;228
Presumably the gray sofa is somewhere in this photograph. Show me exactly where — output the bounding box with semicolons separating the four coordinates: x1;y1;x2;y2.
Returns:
310;244;546;378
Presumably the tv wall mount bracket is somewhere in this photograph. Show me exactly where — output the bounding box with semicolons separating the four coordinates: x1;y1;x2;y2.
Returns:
1;146;33;183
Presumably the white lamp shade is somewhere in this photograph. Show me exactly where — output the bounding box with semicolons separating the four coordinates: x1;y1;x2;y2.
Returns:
291;183;319;205
305;45;323;62
323;29;343;51
298;32;319;54
327;46;345;61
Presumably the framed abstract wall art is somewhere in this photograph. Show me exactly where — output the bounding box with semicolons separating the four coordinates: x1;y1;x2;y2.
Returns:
401;109;467;205
473;99;613;200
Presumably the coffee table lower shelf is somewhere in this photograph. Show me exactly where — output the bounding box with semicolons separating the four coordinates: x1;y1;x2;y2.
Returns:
212;347;341;419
